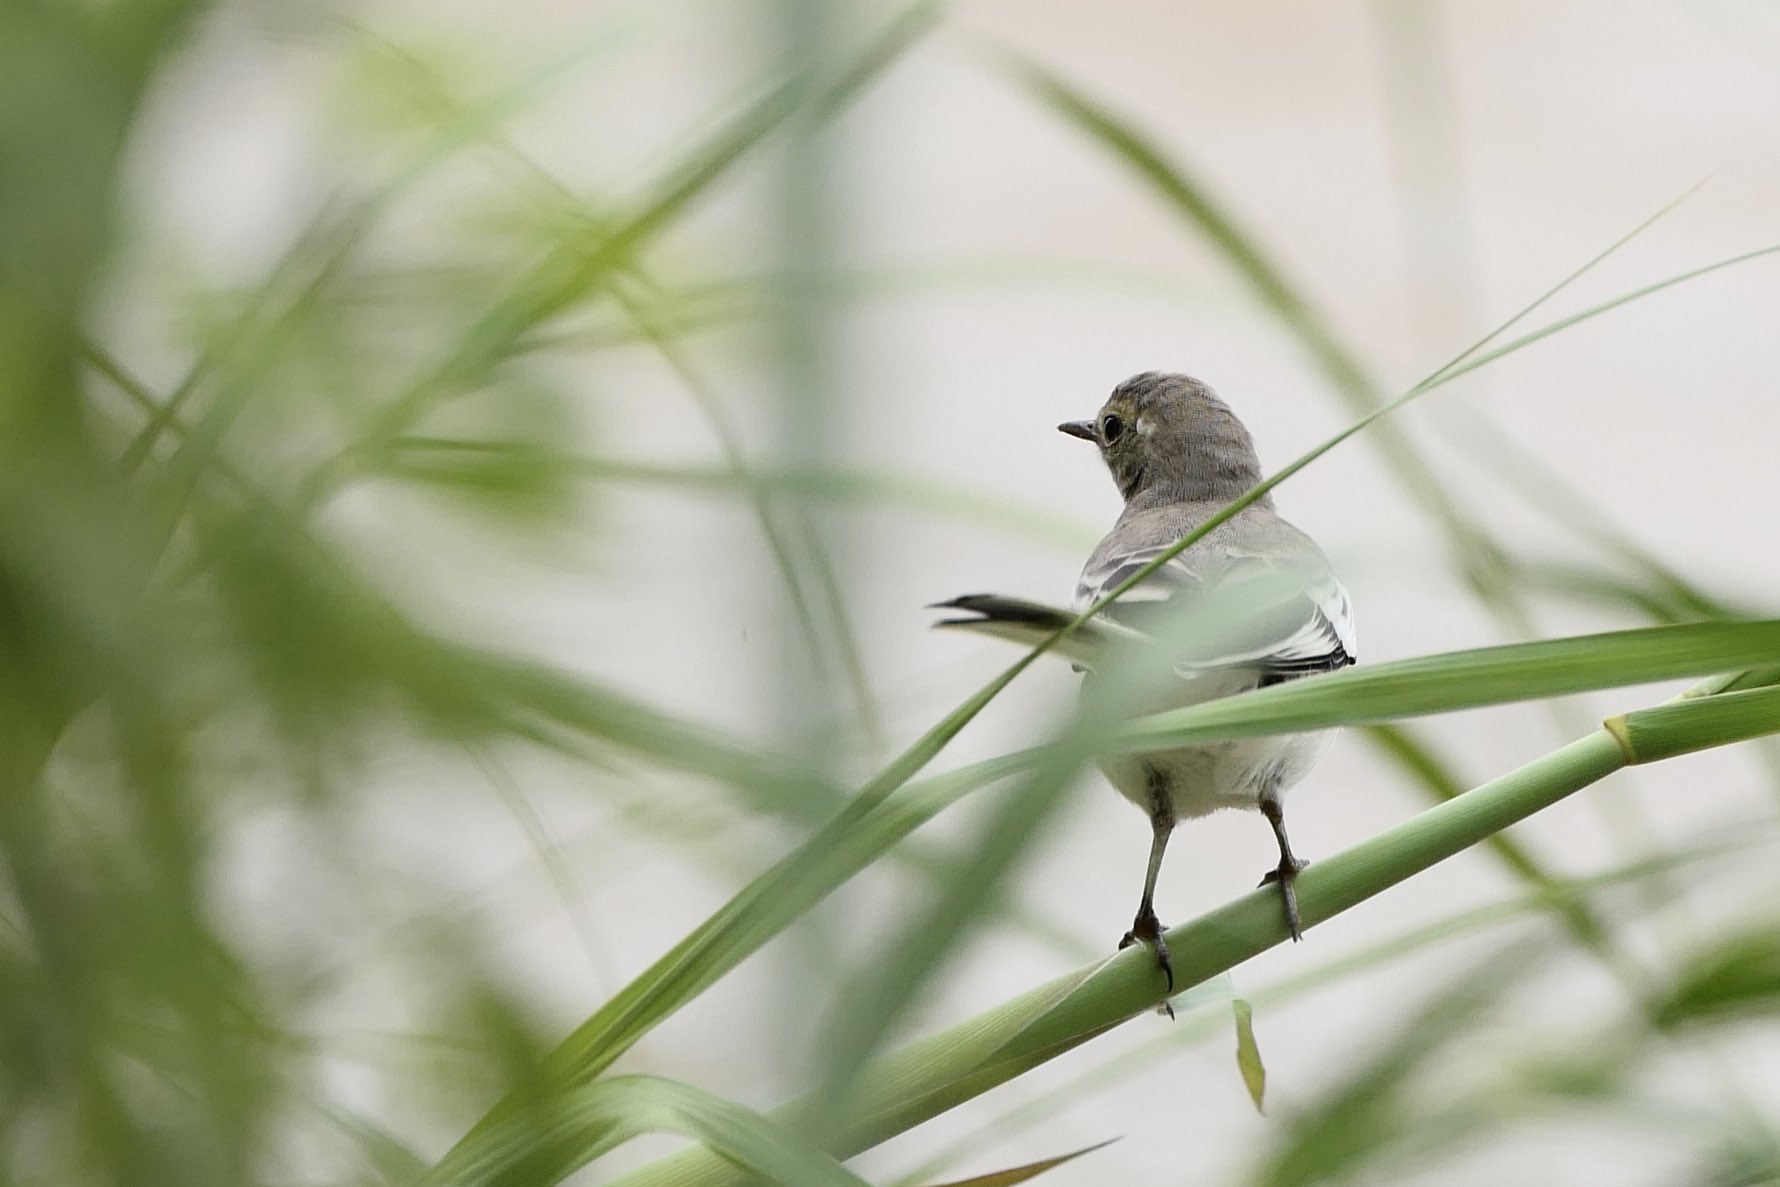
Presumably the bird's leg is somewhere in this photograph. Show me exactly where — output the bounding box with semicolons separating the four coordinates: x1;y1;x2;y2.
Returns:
1257;793;1309;941
1119;768;1176;1012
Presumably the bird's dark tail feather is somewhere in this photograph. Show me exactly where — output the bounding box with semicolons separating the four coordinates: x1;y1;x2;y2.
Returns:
929;593;1124;665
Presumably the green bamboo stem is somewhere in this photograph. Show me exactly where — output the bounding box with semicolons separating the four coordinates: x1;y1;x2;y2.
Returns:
1608;683;1780;764
604;730;1630;1187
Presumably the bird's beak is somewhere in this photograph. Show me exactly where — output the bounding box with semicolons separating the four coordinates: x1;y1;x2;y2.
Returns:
1057;420;1096;441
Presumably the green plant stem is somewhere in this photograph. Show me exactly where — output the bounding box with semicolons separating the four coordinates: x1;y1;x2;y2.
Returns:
607;729;1630;1187
1609;684;1780;764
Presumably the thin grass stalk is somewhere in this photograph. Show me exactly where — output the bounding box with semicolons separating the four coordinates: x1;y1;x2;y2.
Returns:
1608;685;1780;764
885;824;1771;1187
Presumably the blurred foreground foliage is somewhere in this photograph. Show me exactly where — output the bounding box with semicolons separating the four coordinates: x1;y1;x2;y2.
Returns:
5;3;1780;1187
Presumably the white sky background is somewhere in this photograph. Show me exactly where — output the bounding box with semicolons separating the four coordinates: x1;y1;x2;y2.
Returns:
117;1;1780;1184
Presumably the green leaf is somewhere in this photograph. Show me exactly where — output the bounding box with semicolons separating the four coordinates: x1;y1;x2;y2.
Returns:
1233;998;1266;1114
1254;942;1545;1187
425;748;1038;1182
385;438;1097;550
432;1075;873;1187
316;1;942;505
921;1139;1119;1187
1652;927;1780;1031
1119;620;1780;753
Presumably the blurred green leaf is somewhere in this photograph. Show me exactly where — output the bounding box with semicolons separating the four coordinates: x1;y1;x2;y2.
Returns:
921;1139;1118;1187
1692;1133;1780;1187
1442;402;1760;628
387;437;1095;547
378;425;576;518
1233;998;1266;1114
332;28;889;750
1512;559;1749;626
439;1074;874;1187
1364;722;1609;949
313;0;943;508
1253;942;1543;1187
427;745;1040;1181
1653;927;1780;1031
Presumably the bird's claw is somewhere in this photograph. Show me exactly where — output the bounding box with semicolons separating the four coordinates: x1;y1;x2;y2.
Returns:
1120;907;1176;1017
1258;858;1310;942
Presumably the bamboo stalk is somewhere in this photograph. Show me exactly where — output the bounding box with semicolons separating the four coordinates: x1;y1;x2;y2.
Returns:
601;731;1630;1187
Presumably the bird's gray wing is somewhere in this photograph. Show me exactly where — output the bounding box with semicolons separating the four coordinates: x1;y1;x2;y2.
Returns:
1071;540;1355;677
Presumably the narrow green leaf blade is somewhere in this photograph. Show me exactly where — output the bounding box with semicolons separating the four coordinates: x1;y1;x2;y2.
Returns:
1233;998;1267;1114
922;1138;1119;1187
433;1074;873;1187
1652;925;1780;1031
1119;620;1780;752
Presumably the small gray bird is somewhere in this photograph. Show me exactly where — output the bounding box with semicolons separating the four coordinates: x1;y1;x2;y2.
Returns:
932;372;1355;989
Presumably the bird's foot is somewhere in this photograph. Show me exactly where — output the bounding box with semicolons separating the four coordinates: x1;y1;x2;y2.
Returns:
1258;858;1310;942
1119;906;1176;1018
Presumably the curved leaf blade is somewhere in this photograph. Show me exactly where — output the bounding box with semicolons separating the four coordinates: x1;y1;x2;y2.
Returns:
430;1074;872;1187
921;1138;1119;1187
1119;620;1780;752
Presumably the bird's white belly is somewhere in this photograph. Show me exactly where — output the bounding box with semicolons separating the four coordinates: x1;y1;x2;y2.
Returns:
1101;730;1330;819
1088;668;1331;820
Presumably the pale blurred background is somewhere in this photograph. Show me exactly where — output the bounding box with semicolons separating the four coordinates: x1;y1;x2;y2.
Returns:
82;0;1780;1184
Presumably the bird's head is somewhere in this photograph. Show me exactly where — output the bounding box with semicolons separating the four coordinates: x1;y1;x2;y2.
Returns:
1059;371;1266;504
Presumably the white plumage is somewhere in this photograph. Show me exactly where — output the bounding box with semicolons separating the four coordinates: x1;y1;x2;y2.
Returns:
1068;529;1355;821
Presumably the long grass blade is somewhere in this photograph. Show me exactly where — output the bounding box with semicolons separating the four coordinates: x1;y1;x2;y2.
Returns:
1119;620;1780;753
920;1139;1118;1187
429;1074;875;1187
384;438;1096;547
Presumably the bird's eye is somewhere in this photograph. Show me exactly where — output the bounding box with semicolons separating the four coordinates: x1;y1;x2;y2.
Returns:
1100;413;1126;444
